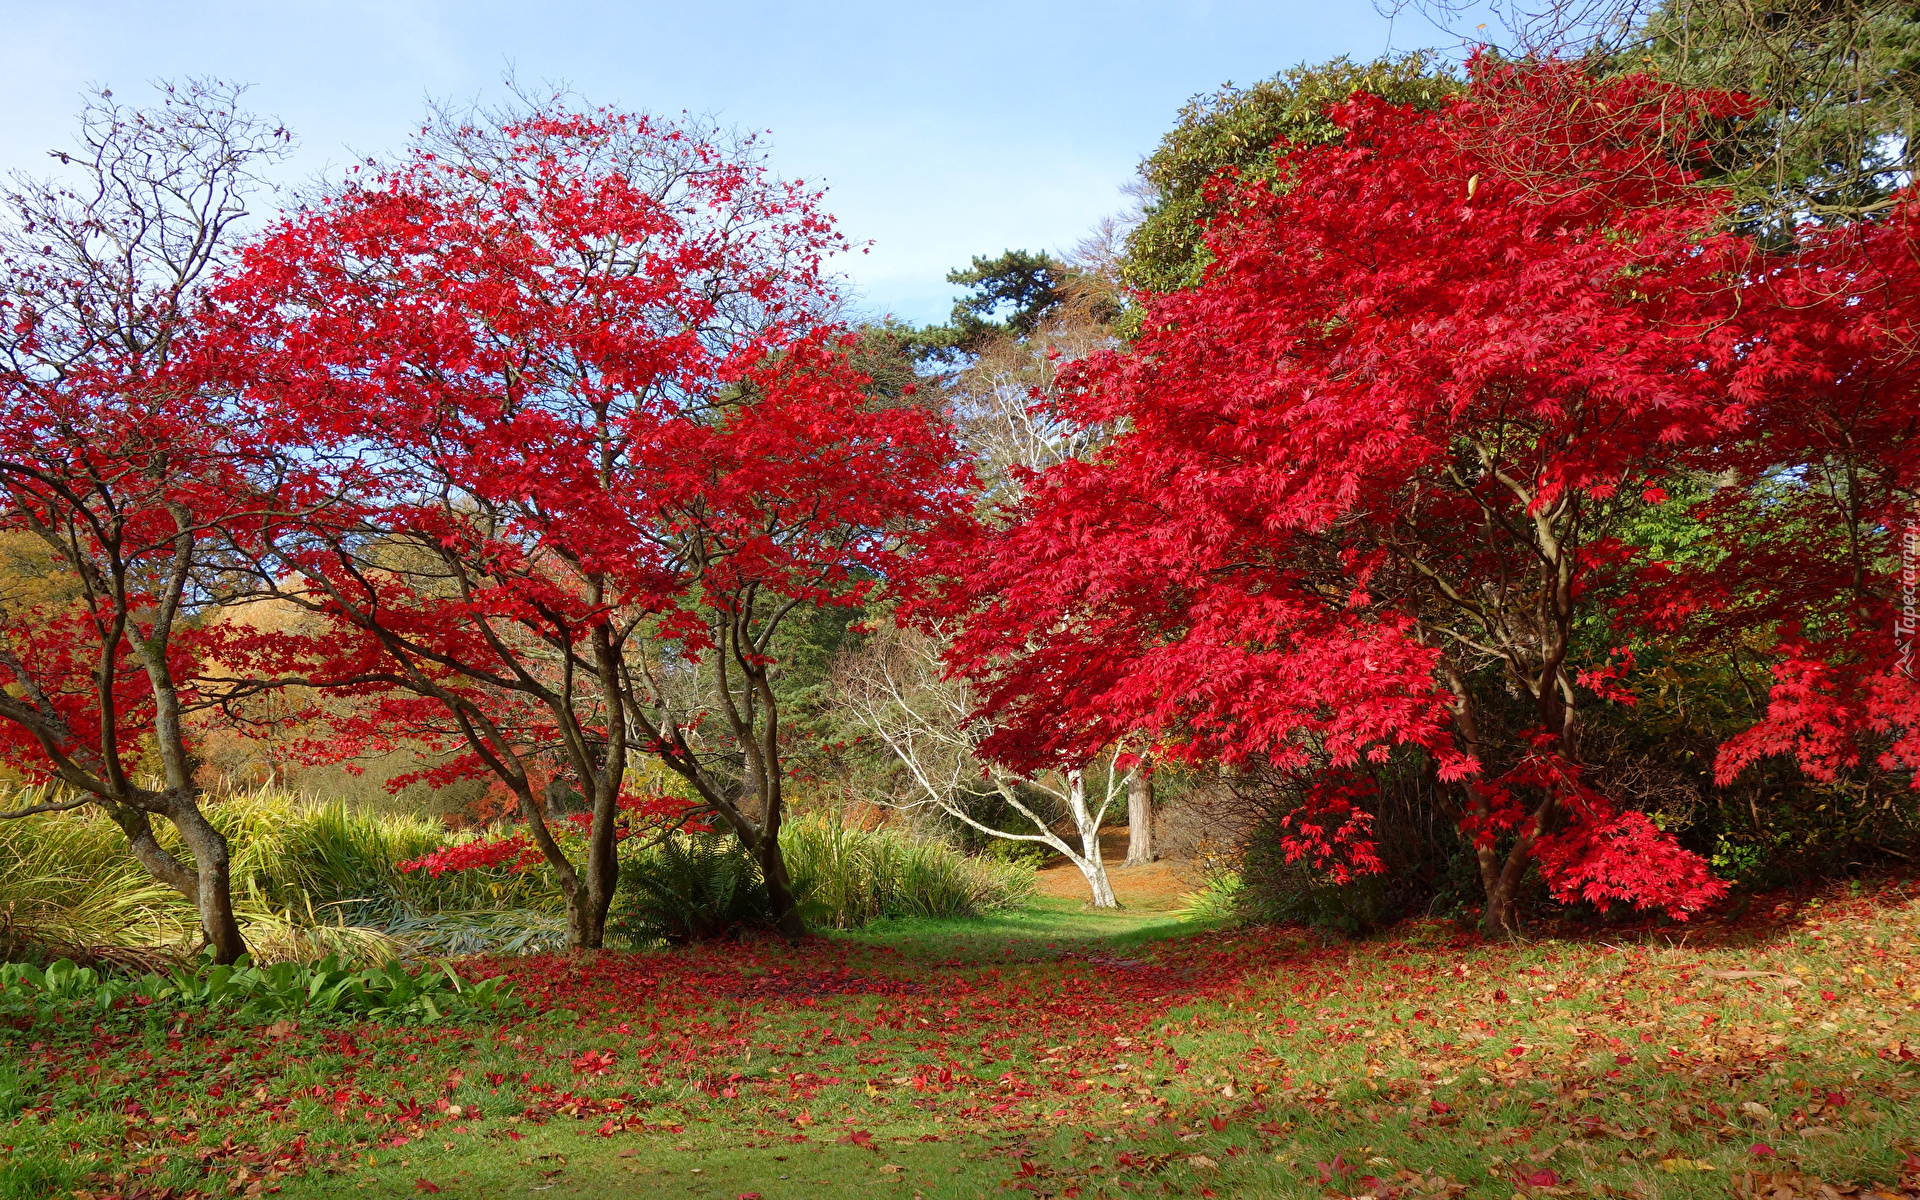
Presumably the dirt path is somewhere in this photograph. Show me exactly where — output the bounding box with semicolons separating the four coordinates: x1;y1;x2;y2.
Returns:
1030;829;1197;911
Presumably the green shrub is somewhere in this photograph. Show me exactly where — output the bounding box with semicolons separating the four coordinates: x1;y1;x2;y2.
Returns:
1249;862;1394;936
983;838;1051;871
4;787;1039;961
1215;762;1457;936
1174;870;1246;925
0;786;554;964
0;803;186;952
212;790;554;922
1182;842;1393;937
380;908;572;958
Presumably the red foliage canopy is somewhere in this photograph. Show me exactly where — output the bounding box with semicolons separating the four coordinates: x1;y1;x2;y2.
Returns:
0;376;252;789
1685;208;1920;789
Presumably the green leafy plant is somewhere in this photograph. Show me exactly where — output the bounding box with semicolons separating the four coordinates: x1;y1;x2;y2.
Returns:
983;837;1050;871
379;908;572;958
0;953;517;1030
613;833;775;946
1250;862;1393;936
0;788;559;966
613;818;1036;943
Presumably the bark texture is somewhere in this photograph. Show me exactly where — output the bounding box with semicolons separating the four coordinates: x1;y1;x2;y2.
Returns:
1123;770;1155;866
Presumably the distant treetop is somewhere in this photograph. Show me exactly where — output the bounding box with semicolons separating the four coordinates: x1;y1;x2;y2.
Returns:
899;249;1069;364
1121;52;1461;296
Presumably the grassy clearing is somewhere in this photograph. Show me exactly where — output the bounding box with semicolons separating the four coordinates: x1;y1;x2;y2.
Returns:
4;885;1917;1200
839;894;1191;953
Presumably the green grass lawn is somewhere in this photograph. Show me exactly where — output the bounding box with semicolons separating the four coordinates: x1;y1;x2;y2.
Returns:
6;888;1919;1200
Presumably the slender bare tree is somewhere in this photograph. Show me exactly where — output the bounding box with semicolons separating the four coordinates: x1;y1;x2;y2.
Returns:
832;622;1136;908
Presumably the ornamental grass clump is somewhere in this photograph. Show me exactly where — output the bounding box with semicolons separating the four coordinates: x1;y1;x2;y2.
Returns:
0;786;553;965
781;813;1035;928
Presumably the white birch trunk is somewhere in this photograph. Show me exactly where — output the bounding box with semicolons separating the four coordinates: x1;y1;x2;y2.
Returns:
1063;769;1117;908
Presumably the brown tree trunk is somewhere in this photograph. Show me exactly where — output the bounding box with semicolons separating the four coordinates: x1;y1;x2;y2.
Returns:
170;805;247;965
568;896;609;952
761;838;807;940
505;774;599;952
1475;796;1553;940
544;777;586;820
558;865;615;952
105;801;247;964
757;759;806;939
740;754;767;827
1435;651;1540;941
1124;769;1155;866
571;776;619;953
1478;878;1521;939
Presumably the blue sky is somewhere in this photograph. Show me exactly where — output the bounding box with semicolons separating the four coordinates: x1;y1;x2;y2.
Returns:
0;1;1485;324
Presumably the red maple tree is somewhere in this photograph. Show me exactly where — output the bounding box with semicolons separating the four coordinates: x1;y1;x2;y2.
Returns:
928;63;1776;933
0;82;293;963
214;97;970;946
